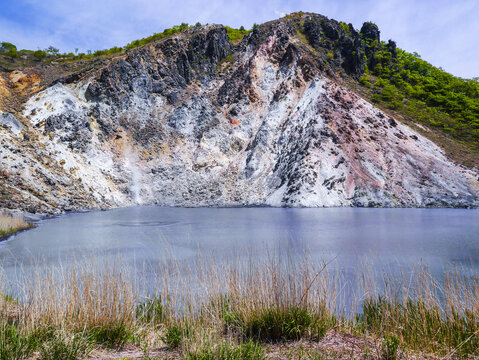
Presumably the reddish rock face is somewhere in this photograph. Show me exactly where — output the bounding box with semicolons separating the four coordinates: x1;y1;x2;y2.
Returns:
0;20;477;213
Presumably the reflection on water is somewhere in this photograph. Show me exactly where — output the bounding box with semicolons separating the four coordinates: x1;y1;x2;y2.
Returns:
0;207;478;297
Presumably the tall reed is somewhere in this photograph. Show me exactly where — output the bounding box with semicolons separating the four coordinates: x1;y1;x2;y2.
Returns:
0;213;32;238
0;252;477;358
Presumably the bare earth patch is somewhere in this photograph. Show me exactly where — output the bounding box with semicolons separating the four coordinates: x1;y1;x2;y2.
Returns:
88;344;178;360
81;331;449;359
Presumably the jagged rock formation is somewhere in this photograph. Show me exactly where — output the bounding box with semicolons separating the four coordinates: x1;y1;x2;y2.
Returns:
0;14;478;214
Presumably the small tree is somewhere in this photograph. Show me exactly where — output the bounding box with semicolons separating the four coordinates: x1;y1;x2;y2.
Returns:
0;42;18;57
0;42;16;52
33;50;47;59
45;46;59;55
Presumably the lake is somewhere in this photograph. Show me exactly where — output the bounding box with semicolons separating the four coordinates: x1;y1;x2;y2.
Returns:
1;207;478;298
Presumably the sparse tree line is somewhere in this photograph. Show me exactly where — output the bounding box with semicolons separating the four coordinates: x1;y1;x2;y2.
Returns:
0;42;61;59
0;22;256;63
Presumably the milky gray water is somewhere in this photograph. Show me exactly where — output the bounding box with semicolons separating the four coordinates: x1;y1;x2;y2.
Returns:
0;207;478;294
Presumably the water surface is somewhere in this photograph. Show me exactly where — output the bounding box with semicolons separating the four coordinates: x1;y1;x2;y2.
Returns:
1;207;478;291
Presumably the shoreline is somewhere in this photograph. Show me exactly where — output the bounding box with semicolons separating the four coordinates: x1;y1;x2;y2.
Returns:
0;211;35;241
3;201;479;220
1;256;477;360
0;224;35;242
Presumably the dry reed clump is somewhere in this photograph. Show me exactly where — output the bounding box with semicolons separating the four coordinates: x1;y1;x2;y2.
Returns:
0;213;33;238
0;254;478;359
357;266;479;357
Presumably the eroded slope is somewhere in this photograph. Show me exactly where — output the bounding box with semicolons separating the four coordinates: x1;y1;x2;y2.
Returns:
0;18;477;213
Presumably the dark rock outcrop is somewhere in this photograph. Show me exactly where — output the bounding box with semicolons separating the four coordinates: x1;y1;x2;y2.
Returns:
360;22;380;42
85;25;234;108
302;16;365;77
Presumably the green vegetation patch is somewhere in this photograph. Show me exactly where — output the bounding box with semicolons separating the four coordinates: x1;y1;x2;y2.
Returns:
242;306;316;342
125;23;190;50
38;332;91;360
225;26;251;43
136;297;169;325
87;321;133;349
363;46;479;148
0;42;18;58
0;324;36;360
357;296;479;357
185;340;264;360
221;303;335;343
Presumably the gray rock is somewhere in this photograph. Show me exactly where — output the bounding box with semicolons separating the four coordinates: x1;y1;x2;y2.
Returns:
0;113;23;135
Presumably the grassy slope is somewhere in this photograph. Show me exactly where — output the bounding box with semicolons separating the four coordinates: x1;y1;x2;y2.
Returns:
354;45;479;169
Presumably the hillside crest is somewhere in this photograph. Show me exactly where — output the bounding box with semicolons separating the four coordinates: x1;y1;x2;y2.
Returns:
0;13;478;213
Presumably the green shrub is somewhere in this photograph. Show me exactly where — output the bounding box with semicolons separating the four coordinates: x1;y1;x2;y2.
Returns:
124;23;191;50
0;42;16;52
33;50;47;59
388;100;403;110
2;292;17;304
380;84;400;101
358;297;479;357
225;26;250;43
5;50;18;58
161;323;189;349
359;76;372;88
88;321;132;348
186;340;264;360
1;42;18;58
0;325;36;360
39;332;91;360
242;306;316;342
92;46;123;57
381;335;400;360
136;297;168;325
339;22;350;33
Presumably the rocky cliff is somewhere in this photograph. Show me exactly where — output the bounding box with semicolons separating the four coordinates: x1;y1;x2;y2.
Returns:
1;14;478;214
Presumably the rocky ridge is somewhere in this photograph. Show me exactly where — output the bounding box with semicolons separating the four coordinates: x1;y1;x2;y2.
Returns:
0;14;478;214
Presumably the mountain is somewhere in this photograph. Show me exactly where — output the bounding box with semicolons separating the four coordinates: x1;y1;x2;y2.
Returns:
0;13;478;214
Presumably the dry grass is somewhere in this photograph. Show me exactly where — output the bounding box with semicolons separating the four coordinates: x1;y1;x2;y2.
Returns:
0;253;478;359
0;213;33;239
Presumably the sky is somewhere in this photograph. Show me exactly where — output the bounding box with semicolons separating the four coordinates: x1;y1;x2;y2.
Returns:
0;0;477;79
